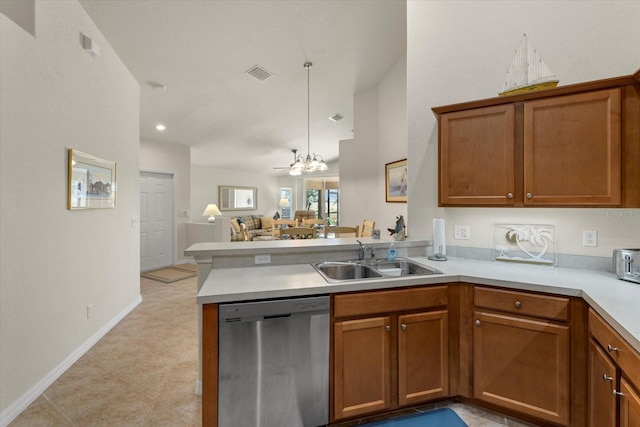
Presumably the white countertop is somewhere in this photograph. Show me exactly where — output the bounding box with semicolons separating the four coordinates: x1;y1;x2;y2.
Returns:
197;256;640;353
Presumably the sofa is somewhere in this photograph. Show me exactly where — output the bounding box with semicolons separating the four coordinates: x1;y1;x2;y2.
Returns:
229;215;275;241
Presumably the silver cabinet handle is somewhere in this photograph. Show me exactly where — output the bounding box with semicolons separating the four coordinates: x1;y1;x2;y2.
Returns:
613;390;625;397
507;193;513;199
385;325;391;332
603;374;613;382
526;193;533;199
401;324;407;331
475;320;481;326
515;301;522;309
607;344;619;353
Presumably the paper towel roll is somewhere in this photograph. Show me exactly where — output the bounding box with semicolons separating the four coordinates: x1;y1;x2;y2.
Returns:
433;218;446;255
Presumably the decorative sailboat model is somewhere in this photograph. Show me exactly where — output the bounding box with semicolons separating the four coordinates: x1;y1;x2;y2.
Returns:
499;34;559;96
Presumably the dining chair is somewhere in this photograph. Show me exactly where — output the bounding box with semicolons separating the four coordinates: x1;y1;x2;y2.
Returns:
280;227;317;239
272;219;298;238
361;220;376;237
326;225;359;238
302;218;326;237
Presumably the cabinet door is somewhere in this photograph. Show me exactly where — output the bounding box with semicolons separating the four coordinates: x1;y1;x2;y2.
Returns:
589;339;617;427
334;316;391;420
620;377;640;427
439;104;515;206
523;88;622;206
474;311;570;425
398;310;449;406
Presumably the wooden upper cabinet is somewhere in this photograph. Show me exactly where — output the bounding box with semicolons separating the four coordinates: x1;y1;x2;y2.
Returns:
433;71;640;208
523;89;621;206
439;105;515;206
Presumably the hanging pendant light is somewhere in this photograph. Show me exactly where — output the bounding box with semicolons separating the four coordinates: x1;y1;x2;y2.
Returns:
289;62;328;176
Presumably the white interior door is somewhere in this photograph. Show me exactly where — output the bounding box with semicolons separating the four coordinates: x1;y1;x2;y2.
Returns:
140;171;174;272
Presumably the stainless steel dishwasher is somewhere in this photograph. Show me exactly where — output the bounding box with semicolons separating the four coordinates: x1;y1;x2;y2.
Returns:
218;295;329;427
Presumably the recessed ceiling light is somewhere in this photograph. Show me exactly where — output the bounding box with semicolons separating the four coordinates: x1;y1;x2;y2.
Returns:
155;124;166;131
329;113;344;122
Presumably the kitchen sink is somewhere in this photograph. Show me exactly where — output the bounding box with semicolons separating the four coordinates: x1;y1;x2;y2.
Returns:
313;258;442;282
313;262;383;282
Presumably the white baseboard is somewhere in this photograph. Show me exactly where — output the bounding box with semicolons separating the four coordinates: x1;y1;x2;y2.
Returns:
0;294;142;427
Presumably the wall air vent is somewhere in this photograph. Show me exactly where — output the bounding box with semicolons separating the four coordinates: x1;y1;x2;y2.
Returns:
246;65;273;81
329;113;344;122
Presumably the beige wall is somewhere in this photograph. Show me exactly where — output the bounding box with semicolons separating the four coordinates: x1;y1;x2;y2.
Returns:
140;139;191;262
0;0;140;419
340;52;408;233
407;0;640;257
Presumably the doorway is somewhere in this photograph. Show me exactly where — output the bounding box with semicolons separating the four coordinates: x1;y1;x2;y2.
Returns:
140;171;174;272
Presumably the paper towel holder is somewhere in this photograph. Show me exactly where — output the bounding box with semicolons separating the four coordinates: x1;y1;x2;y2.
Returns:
428;245;448;261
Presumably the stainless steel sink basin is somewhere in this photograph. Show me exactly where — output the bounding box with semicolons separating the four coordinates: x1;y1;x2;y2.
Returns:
313;258;442;282
313;262;383;282
372;259;442;277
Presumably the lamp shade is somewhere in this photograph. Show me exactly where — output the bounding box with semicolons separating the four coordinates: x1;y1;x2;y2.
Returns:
202;204;222;223
279;198;289;207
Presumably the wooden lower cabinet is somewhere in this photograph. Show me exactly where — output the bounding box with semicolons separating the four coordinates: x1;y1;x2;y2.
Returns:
333;316;392;419
589;309;640;427
589;339;617;427
333;299;448;421
620;377;640;427
398;310;449;406
473;310;570;425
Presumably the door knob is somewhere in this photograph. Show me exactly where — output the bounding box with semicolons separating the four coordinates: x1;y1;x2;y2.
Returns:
385;325;391;332
507;193;513;199
475;320;481;326
515;301;522;308
526;193;533;199
401;324;407;331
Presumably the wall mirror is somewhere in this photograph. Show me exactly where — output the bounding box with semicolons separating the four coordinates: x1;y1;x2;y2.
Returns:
219;185;258;211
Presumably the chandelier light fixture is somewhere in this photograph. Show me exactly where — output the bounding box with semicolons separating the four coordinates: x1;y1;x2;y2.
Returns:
289;62;328;176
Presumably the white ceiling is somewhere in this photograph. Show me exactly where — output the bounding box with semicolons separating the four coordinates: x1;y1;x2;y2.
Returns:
79;0;407;176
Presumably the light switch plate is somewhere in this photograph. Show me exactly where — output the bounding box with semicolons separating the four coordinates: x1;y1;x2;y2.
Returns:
454;225;470;240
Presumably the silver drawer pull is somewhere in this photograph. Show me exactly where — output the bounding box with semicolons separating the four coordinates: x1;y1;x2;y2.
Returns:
526;193;533;199
607;344;619;353
401;323;407;331
507;193;513;199
515;301;522;309
603;374;613;382
475;320;481;326
613;390;625;397
385;325;391;332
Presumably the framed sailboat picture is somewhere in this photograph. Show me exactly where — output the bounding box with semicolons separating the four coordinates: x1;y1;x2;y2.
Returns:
385;159;407;203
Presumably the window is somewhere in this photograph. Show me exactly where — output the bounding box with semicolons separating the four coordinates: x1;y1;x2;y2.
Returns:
279;187;292;218
304;177;339;224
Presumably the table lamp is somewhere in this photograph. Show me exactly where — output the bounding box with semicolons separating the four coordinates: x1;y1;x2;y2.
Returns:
202;204;222;223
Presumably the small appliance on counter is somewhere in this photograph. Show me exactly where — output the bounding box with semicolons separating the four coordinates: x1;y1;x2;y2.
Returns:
613;249;640;284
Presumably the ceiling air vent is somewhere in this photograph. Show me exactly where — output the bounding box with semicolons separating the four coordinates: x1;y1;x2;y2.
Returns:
329;113;344;122
246;65;273;81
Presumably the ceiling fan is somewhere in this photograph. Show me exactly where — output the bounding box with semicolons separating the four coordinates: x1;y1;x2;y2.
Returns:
272;149;298;171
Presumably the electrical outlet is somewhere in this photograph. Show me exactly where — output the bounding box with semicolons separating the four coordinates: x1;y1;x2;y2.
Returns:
454;225;471;240
583;230;598;247
255;254;271;264
87;304;93;319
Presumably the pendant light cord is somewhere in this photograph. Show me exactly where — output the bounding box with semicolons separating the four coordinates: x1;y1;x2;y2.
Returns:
305;62;312;157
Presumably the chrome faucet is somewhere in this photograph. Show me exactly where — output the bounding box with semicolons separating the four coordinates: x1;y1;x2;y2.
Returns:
357;240;376;261
357;240;365;260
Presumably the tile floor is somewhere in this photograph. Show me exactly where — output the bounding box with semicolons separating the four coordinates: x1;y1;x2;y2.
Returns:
11;273;538;426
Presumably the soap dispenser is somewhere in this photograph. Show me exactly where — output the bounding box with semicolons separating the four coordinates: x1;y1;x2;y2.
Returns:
387;242;397;261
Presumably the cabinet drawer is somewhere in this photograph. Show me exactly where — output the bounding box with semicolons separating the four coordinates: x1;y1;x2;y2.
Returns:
475;287;569;321
589;309;640;388
334;286;447;318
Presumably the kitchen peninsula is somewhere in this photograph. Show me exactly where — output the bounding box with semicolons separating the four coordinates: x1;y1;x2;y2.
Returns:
186;238;640;427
